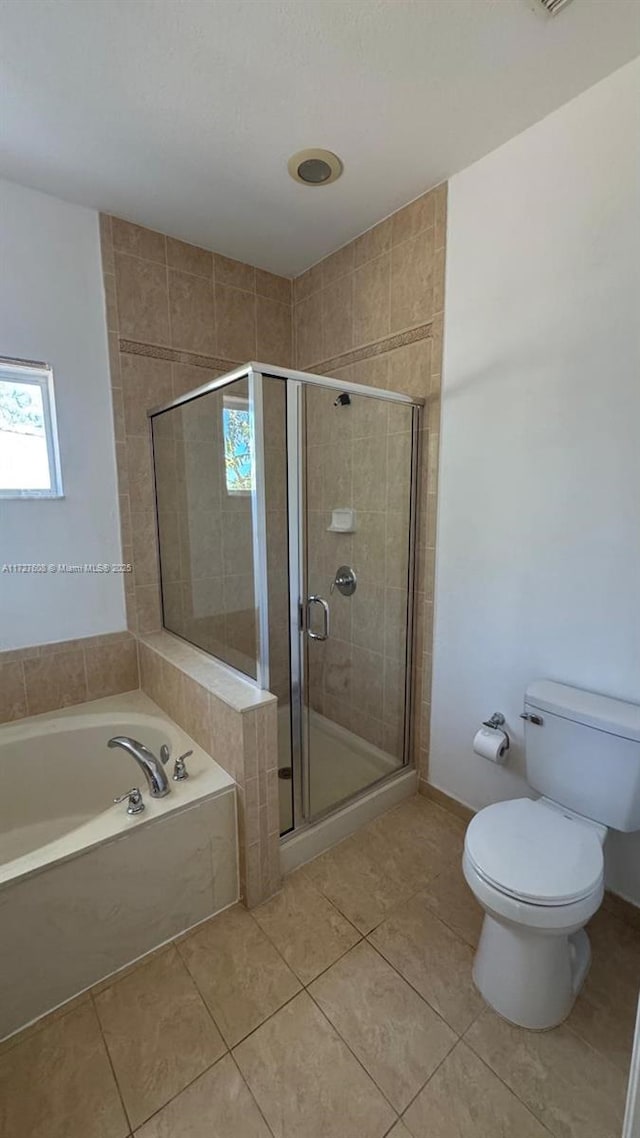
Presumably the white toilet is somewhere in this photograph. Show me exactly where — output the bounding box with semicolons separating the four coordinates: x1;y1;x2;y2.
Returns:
463;680;640;1030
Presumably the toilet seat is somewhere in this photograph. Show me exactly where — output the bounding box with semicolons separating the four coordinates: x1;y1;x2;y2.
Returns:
464;798;604;907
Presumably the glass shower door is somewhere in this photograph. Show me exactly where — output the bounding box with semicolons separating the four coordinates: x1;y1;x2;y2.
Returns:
301;383;417;821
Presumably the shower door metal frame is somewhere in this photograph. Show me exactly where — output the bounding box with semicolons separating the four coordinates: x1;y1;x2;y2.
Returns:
276;367;423;833
150;360;423;837
148;364;271;689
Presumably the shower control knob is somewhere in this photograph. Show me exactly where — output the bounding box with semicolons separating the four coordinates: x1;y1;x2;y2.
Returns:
331;565;357;597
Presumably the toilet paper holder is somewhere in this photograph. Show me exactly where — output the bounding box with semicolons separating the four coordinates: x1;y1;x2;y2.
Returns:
482;712;510;750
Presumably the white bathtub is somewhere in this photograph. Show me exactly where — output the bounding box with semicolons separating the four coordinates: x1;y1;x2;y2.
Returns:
0;690;238;1040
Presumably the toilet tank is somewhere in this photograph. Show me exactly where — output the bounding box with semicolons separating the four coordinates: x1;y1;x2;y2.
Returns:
524;680;640;832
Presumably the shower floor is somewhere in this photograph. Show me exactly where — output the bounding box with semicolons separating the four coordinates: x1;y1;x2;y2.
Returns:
278;707;400;827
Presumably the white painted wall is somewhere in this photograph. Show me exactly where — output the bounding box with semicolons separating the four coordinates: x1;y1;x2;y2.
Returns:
432;59;640;902
0;179;125;648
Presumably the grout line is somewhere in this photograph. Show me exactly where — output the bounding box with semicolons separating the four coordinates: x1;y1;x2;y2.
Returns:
305;982;403;1120
90;991;133;1132
229;1051;278;1138
460;1027;558;1137
393;1032;459;1123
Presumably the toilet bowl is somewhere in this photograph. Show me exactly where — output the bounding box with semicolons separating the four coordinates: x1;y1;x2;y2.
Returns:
463;797;605;1030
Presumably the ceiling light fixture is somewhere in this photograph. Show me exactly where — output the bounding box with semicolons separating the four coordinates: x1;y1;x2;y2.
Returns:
288;149;343;186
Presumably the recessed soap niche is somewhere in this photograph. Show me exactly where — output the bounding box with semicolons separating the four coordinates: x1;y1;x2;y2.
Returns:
327;507;357;533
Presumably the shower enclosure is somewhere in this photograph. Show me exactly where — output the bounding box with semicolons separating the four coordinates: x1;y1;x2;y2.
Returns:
150;364;421;838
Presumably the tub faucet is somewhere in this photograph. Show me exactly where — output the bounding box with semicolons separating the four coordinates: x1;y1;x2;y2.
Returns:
107;736;171;798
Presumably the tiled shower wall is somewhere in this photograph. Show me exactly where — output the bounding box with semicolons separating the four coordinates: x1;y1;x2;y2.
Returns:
293;183;447;785
153;385;258;675
99;214;293;636
305;387;414;759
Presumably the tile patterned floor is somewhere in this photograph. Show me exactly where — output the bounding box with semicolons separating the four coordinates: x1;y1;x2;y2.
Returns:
0;794;637;1137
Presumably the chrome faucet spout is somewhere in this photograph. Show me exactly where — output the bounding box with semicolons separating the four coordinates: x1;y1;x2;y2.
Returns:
107;736;170;798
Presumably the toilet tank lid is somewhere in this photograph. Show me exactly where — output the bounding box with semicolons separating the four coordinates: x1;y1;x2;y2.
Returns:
526;681;640;743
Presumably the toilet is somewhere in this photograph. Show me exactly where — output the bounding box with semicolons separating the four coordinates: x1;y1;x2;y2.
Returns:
463;680;640;1030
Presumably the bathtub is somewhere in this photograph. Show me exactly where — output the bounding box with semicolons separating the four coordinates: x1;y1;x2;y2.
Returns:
0;690;238;1040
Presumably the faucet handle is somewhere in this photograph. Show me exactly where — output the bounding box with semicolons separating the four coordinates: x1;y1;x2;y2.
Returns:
173;751;192;781
160;743;171;766
114;787;145;815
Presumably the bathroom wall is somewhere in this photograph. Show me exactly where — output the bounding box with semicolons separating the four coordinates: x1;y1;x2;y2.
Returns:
305;387;414;759
293;186;446;776
100;214;293;640
430;60;640;900
0;178;125;650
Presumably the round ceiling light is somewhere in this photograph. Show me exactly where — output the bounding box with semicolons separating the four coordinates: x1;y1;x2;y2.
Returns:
288;148;343;186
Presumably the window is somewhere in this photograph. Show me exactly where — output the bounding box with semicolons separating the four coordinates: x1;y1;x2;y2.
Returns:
222;395;254;494
0;359;63;498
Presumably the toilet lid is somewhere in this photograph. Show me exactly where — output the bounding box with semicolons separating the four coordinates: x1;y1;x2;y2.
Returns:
465;798;604;906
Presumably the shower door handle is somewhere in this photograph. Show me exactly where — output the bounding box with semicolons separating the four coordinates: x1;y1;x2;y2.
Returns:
306;595;330;641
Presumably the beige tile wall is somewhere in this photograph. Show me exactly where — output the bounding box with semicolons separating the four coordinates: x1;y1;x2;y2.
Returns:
293;183;447;783
0;631;139;722
305;386;414;759
100;214;293;637
138;632;280;906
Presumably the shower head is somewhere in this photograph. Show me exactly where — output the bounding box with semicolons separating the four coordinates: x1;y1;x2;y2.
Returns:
334;392;351;407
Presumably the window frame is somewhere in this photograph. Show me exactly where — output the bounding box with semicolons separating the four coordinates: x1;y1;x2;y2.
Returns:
0;358;63;500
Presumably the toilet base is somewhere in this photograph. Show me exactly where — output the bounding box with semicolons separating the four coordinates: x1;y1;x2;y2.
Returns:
473;914;591;1030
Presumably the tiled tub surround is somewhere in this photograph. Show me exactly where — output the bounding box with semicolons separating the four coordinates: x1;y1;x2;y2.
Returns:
99;213;293;638
0;691;237;1041
138;630;281;907
294;183;446;781
0;795;632;1138
0;630;138;722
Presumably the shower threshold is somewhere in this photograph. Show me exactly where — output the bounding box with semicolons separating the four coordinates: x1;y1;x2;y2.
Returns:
279;707;416;872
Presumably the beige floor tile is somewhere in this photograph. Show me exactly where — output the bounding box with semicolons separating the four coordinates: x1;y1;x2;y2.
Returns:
309;941;456;1111
94;945;225;1129
234;991;396;1138
135;1054;271;1138
387;1124;413;1138
422;863;484;948
252;868;361;984
0;991;91;1058
178;905;301;1046
402;1041;549;1137
466;1007;627;1138
369;893;483;1034
365;798;466;894
303;825;415;934
0;1002;127;1138
569;907;640;1073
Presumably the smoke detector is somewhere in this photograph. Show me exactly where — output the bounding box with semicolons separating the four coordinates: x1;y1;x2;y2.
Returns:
288;149;343;186
536;0;574;13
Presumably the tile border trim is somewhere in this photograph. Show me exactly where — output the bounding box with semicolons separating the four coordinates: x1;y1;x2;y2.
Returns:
304;321;434;376
119;338;241;372
119;321;433;379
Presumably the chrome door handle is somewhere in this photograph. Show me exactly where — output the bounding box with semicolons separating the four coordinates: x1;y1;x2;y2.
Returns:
307;595;330;641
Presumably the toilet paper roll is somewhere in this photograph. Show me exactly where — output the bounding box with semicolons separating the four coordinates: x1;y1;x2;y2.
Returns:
473;726;509;764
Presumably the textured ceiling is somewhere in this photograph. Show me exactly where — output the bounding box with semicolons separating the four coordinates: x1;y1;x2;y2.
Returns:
0;0;638;275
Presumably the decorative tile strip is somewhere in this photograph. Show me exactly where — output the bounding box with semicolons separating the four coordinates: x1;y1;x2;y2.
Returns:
119;339;241;372
306;321;433;375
